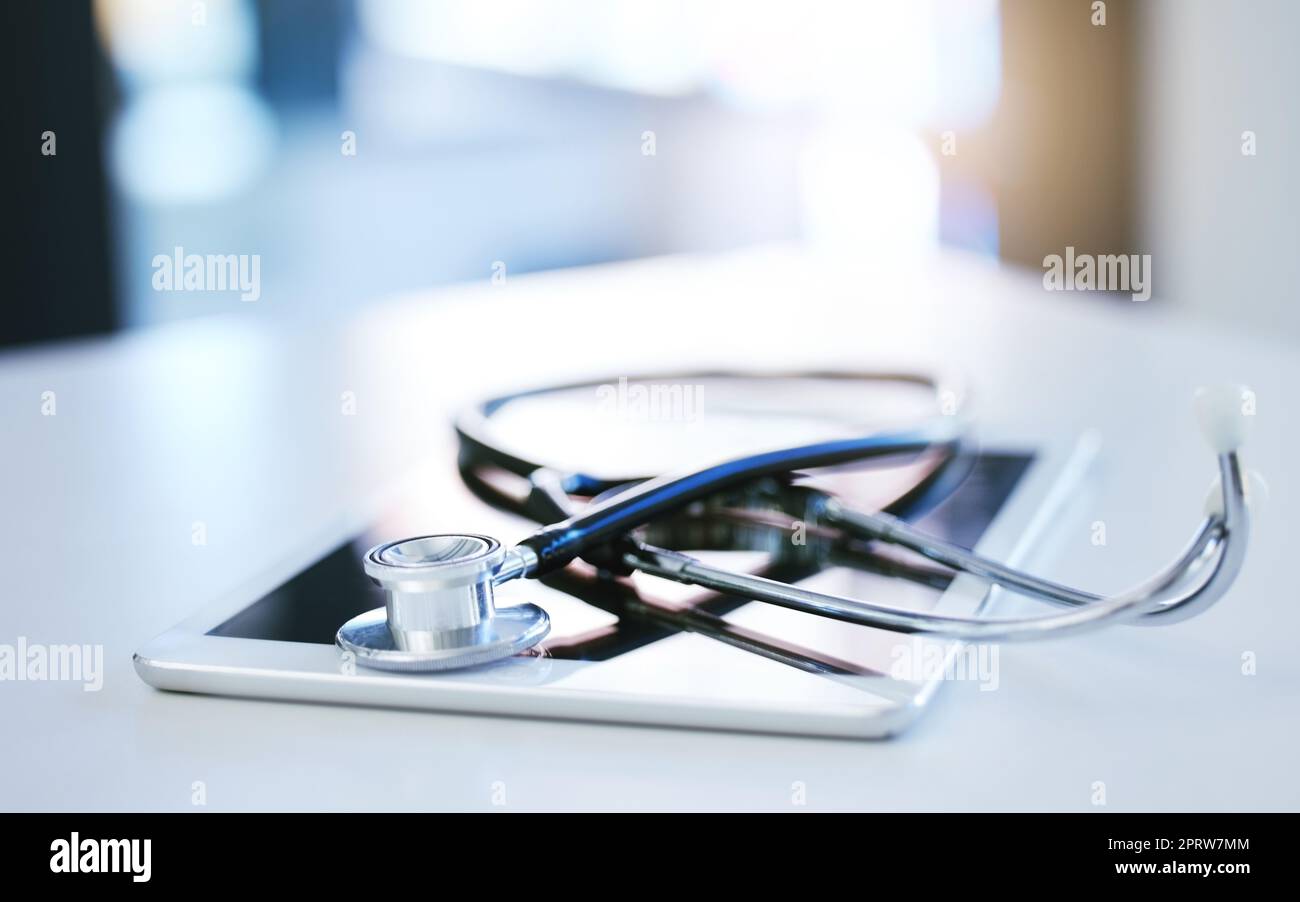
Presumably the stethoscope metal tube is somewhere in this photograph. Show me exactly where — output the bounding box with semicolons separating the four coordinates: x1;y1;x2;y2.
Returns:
336;379;1254;671
620;452;1247;640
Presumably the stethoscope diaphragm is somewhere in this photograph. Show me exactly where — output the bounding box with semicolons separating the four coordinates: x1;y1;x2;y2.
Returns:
335;534;549;672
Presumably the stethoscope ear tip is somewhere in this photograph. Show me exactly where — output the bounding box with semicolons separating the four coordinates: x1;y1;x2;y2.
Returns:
1194;384;1254;454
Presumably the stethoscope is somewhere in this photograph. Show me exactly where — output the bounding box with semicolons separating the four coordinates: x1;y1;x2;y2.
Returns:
335;372;1254;672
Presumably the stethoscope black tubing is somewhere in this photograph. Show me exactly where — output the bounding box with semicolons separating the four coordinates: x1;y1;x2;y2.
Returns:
454;371;958;576
516;430;946;574
455;370;947;492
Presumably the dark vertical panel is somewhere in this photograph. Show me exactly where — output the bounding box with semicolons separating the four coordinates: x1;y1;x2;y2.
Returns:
1;2;118;347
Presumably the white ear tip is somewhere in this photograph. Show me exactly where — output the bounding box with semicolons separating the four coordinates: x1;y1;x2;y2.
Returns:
1194;385;1253;453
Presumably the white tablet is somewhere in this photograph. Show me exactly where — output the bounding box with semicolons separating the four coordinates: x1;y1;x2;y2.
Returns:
134;436;1093;739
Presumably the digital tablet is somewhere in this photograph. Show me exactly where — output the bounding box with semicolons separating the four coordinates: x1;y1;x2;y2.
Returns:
135;435;1093;739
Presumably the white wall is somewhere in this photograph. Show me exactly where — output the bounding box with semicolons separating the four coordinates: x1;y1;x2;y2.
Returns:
1137;0;1300;341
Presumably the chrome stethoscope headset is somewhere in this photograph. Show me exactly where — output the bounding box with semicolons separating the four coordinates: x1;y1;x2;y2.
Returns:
336;372;1254;672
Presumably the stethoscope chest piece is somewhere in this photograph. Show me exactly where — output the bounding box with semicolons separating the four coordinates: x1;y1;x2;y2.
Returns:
336;534;549;672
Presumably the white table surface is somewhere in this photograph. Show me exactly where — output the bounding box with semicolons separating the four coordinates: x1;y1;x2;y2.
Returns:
2;246;1295;811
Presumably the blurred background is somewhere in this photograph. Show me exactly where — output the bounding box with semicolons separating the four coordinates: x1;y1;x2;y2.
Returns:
5;0;1298;347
